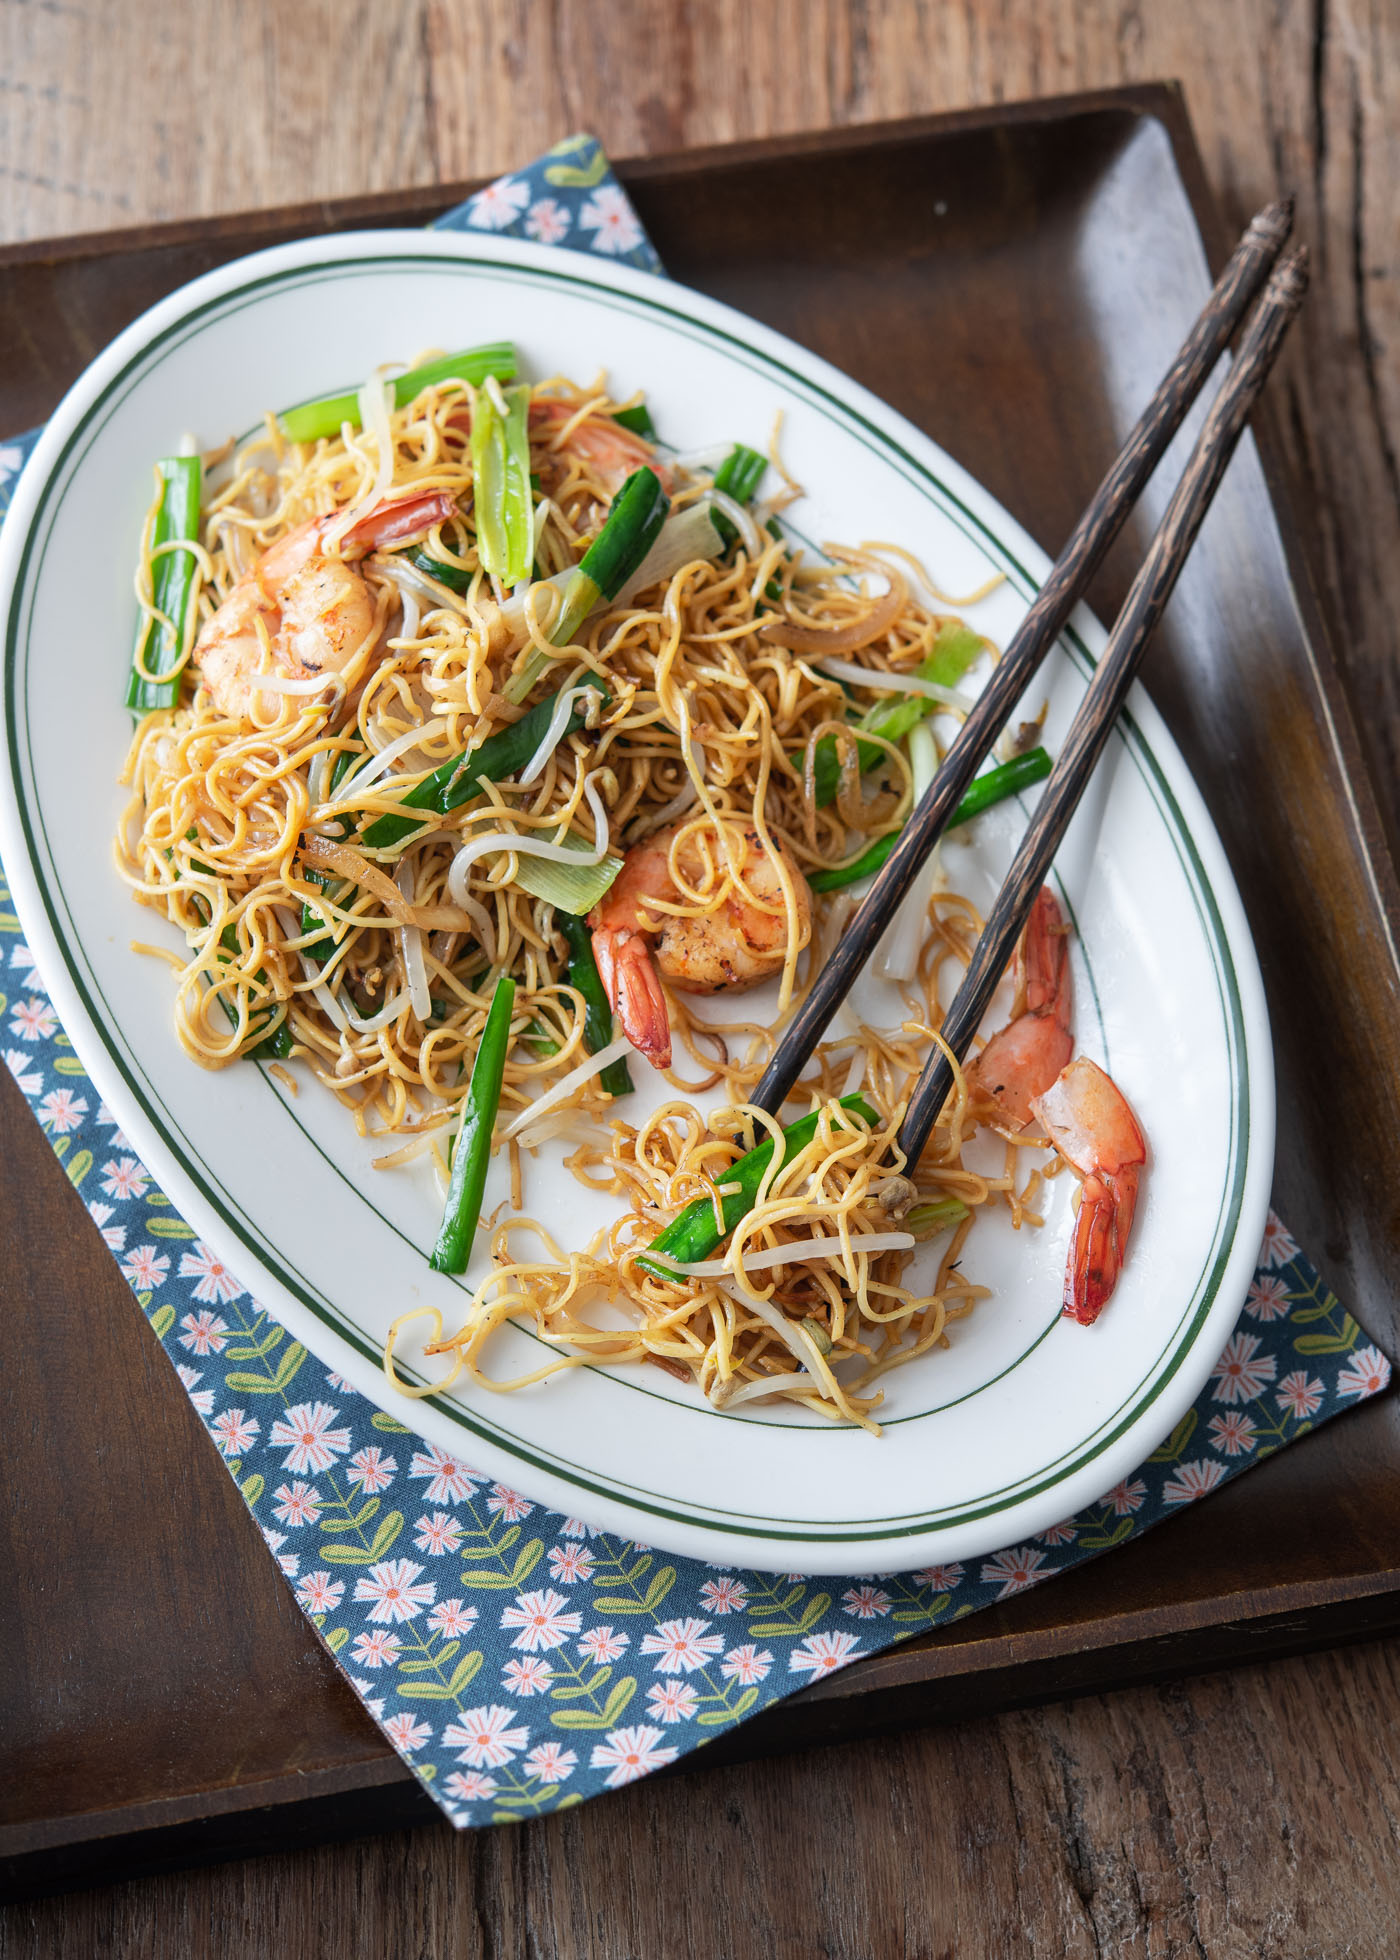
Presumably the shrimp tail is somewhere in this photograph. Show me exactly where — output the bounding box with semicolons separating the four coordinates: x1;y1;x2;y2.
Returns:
340;489;458;554
1032;1057;1147;1327
593;926;672;1071
1062;1164;1141;1325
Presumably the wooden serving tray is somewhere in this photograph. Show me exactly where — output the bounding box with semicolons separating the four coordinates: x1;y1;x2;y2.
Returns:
4;86;1399;1901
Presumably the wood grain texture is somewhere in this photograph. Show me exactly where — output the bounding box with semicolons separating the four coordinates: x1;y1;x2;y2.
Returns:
1;0;1395;837
5;1642;1400;1957
1;3;1397;1953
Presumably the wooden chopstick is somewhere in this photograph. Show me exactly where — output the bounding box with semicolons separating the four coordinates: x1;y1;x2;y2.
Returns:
895;244;1309;1167
750;196;1296;1119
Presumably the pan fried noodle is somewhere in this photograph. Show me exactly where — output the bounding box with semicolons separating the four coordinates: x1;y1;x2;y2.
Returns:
117;354;1061;1436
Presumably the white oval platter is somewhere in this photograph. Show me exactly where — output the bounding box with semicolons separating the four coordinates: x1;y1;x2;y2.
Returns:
0;230;1274;1573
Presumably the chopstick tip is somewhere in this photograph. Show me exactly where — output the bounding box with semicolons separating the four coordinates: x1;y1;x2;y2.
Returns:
1250;195;1296;249
1272;243;1310;301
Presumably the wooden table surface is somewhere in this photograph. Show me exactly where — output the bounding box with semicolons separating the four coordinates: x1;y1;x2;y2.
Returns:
2;3;1397;1955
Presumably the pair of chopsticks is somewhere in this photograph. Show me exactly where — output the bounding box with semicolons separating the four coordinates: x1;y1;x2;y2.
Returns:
752;199;1307;1163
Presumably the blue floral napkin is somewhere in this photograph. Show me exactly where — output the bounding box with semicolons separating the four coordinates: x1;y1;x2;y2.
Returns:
1;136;1391;1828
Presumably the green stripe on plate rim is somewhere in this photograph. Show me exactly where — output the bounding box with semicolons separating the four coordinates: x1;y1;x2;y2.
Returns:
4;246;1250;1543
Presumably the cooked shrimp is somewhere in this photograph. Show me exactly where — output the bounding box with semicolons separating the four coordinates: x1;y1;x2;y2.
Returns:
965;885;1074;1128
1032;1059;1146;1326
195;490;455;720
589;819;812;1070
965;885;1146;1323
528;398;673;497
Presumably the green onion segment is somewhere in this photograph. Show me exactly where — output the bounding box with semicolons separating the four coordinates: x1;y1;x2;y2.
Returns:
798;619;985;806
550;465;670;648
127;456;202;714
430;974;516;1274
278;344;517;444
470;380;534;588
510;841;622;916
612;402;657;439
360;684;610;853
807;748;1053;894
709;443;766;546
639;1095;880;1276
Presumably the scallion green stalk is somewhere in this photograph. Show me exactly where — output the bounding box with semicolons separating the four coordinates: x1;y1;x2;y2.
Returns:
807;748;1053;893
279;344;517;444
639;1095;880;1276
127;456;202;714
430;975;516;1274
905;1197;970;1239
470;380;534;588
612;402;657;439
709;442;767;546
359;683;610;853
798;619;985;806
504;465;669;704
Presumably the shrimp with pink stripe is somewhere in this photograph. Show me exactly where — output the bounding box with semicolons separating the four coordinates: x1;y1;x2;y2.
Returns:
966;886;1147;1325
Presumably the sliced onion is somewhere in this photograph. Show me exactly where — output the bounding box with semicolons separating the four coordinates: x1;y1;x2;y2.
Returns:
371;552;469;617
500;1034;633;1141
301;836;474;930
670;444;733;473
761;559;906;655
396;862;432;1022
433;892;495;962
343;989;412;1034
614;502;726;609
445;769;610;909
711;1371;820;1410
814;655;972;711
704;487;762;557
658;1231;914;1280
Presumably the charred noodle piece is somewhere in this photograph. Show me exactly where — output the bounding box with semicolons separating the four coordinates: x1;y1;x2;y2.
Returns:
127;456;201;714
278;344;517;444
503;465;670;704
359;683;611;853
470;380;534;588
556;909;633;1098
798;620;984;807
430;974;516;1274
808;748;1054;893
638;1094;881;1278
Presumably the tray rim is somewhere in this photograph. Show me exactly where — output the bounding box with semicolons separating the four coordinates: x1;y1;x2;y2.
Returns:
4;80;1399;1893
